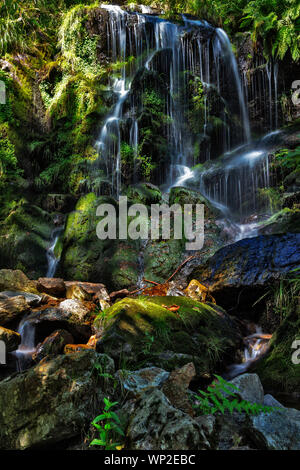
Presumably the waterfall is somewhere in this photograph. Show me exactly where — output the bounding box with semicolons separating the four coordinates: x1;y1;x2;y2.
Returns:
213;28;251;143
95;5;252;195
46;227;63;278
15;317;36;372
225;326;271;379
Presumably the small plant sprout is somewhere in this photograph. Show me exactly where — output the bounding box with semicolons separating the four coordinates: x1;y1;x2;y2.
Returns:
90;397;124;450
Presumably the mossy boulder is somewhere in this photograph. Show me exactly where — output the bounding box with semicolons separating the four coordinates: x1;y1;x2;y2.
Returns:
258;208;300;235
0;269;38;293
95;296;240;378
0;202;52;278
126;183;162;206
169;187;220;218
60;192;140;289
144;239;185;284
255;306;300;393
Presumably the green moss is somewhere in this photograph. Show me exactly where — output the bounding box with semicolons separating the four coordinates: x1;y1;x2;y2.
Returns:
95;296;240;375
126;183;162;206
256;307;300;392
0;201;52;278
259;207;300;234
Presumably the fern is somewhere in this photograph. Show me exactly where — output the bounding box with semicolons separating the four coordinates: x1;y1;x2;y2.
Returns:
193;375;278;416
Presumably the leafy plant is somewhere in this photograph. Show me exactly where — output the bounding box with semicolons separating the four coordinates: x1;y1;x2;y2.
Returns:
90;397;125;450
193;375;277;416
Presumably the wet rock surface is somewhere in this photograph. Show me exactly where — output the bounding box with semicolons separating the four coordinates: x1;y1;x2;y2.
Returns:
190;233;300;309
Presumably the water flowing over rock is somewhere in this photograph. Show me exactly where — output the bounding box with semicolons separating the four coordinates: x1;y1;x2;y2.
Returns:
94;5;251;194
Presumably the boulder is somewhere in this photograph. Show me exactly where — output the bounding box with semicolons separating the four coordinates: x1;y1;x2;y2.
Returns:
0;291;42;307
229;373;264;404
189;233;300;309
37;278;66;297
0;204;52;279
0;326;21;352
255;306;300;392
116;367;169;395
162;362;196;415
65;284;92;301
33;329;74;362
0;270;38;294
59;299;92;324
23;306;93;343
0;296;30;325
65;281;110;302
247;407;300;450
126;389;209;450
96;296;240;378
0;351;114;449
64;344;95;354
258;208;300;235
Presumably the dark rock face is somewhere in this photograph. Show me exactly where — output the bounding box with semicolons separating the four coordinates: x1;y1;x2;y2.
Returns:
126;389;209;450
0;351;114;449
190;233;300;311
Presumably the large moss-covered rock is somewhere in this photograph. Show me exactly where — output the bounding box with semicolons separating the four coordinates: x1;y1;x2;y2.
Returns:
255;306;300;393
0;270;38;293
258;208;300;235
169;187;220;218
126;183;162;206
0;202;52;278
60;193;139;289
95;296;240;377
190;233;300;310
0;351;114;449
144;239;185;284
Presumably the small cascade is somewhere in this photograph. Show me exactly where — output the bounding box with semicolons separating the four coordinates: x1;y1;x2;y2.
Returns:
247;57;279;132
137;239;148;289
171;164;195;188
15;317;36;372
46;227;63;278
198;143;270;228
214;28;251;143
225;326;272;380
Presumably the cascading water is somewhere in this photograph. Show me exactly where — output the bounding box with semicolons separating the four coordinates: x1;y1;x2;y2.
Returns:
46;227;63;278
93;5;278;240
14;317;36;372
95;5;253;195
225;326;272;379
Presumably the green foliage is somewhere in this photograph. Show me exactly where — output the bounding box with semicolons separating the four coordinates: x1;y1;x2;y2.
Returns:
0;136;18;182
90;397;124;450
136;153;156;180
275;145;300;172
193;375;277;416
136;0;300;61
260;268;300;323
